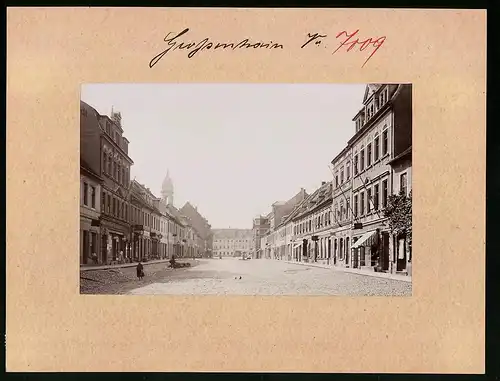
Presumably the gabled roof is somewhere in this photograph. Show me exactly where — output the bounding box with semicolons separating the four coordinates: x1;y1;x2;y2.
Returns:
291;182;333;221
362;84;382;103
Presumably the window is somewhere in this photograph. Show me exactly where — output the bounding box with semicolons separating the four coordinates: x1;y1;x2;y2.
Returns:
367;188;372;213
340;167;344;184
367;143;372;166
114;163;118;179
118;164;121;183
309;220;312;231
91;186;96;208
83;182;88;205
335;175;339;187
107;155;111;174
346;199;350;218
107;194;111;214
360;149;365;171
340;201;344;220
354;155;359;175
400;173;408;195
374;136;380;161
374;184;380;210
382;130;388;156
101;192;105;212
354;195;358;217
103;154;107;174
346;163;351;179
382;179;388;208
360;192;365;216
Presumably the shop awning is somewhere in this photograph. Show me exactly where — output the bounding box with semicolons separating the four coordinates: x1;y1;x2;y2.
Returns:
293;242;303;249
351;230;378;249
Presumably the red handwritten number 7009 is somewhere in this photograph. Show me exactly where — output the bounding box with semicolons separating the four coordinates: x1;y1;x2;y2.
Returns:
334;30;386;68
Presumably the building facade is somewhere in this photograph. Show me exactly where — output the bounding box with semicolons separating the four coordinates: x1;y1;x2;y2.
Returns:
290;182;334;264
213;229;253;257
130;181;154;261
180;201;213;258
330;146;354;267
80;161;103;264
98;111;134;264
252;215;270;259
80;101;134;265
387;146;412;275
327;83;412;274
259;189;308;261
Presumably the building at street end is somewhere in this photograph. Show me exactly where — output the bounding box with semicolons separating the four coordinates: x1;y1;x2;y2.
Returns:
213;229;253;257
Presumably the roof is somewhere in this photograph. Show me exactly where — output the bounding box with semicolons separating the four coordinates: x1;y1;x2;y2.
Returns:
347;84;401;146
388;146;412;165
291;181;333;222
212;229;253;239
180;202;212;238
362;84;383;104
80;158;103;181
167;204;186;226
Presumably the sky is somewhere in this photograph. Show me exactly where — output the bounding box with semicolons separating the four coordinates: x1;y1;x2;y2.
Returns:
81;83;366;229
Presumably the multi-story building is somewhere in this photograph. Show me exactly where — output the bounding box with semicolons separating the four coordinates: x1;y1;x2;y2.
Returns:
330;146;354;267
289;181;334;264
252;215;270;259
180;216;202;259
212;229;253;257
180;201;213;258
388;146;412;275
80;101;134;265
260;189;308;260
129;180;158;261
166;204;186;258
330;83;412;273
80;159;103;264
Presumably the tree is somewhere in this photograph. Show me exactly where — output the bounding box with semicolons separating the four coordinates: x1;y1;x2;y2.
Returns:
383;190;412;248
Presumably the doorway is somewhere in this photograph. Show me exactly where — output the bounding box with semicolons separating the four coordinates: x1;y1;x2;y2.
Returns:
396;236;407;271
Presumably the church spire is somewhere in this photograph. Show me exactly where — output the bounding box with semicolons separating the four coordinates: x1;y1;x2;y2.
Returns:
161;170;174;206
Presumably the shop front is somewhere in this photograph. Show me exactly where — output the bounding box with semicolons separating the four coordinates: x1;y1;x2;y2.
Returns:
132;224;151;262
351;228;390;272
80;217;100;265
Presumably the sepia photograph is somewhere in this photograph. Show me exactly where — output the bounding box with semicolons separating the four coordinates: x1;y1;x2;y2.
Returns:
80;83;413;296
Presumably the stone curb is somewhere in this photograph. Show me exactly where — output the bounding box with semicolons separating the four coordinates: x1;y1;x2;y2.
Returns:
283;260;412;283
80;259;198;272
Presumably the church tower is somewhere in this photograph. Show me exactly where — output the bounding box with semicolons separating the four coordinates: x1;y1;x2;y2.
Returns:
161;170;174;206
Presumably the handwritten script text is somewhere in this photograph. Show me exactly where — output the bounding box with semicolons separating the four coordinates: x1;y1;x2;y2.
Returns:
149;28;386;69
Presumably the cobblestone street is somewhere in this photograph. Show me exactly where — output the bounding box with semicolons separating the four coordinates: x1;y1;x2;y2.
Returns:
124;258;411;296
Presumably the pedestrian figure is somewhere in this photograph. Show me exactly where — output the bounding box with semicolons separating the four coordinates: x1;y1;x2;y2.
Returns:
136;262;144;280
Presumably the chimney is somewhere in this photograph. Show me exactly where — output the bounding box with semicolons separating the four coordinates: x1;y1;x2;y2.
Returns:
321;181;326;185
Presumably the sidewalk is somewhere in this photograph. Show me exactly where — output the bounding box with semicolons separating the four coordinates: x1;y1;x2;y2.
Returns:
284;260;412;283
81;258;176;272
